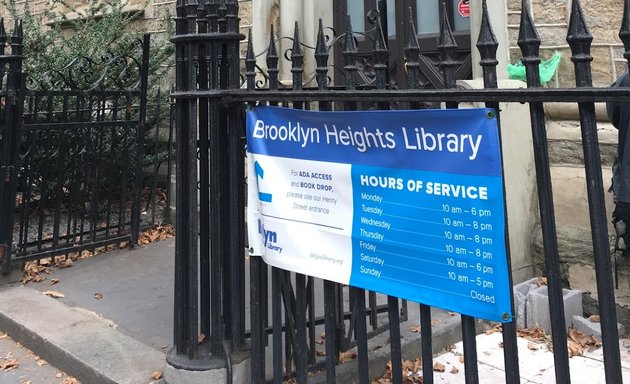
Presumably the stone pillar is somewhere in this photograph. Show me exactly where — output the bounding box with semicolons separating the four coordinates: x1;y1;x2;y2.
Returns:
470;0;510;79
458;79;537;283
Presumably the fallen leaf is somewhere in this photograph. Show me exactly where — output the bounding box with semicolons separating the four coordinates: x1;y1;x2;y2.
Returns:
517;327;547;342
316;349;326;356
568;327;600;350
50;279;59;285
431;320;440;326
57;259;73;269
432;361;445;372
483;351;491;356
93;292;103;300
35;358;47;366
0;332;7;339
498;342;504;348
55;372;63;378
448;312;457;317
198;334;206;344
450;366;459;374
0;358;18;371
61;378;80;384
21;380;32;384
151;371;163;380
42;290;65;298
485;324;502;335
339;351;357;363
527;342;539;351
409;325;421;333
588;315;601;323
459;356;465;363
536;277;548;287
568;342;583;357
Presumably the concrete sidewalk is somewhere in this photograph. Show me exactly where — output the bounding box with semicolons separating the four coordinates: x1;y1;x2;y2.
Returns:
0;238;466;383
4;238;626;384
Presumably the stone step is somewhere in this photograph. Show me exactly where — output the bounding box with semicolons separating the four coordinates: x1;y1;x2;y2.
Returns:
550;164;615;232
547;119;617;167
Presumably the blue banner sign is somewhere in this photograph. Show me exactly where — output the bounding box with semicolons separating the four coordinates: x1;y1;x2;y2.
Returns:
246;106;512;322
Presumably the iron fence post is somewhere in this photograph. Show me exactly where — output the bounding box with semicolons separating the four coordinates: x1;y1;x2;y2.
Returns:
131;34;150;246
167;0;204;369
567;1;623;382
518;1;571;382
0;21;23;275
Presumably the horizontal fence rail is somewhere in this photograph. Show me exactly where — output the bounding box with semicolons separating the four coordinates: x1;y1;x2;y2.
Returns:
169;0;629;383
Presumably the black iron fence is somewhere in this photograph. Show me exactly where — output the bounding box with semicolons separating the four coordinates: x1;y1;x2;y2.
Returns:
0;23;174;272
169;0;628;383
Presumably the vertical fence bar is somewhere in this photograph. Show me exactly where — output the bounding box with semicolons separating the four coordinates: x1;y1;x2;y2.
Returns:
343;16;369;384
131;34;150;246
245;29;266;384
439;7;479;384
226;0;246;351
196;0;212;349
567;1;622;383
517;1;570;382
167;0;202;366
265;24;284;384
372;13;403;384
290;21;309;384
0;20;22;274
476;2;520;383
314;17;340;383
404;12;435;383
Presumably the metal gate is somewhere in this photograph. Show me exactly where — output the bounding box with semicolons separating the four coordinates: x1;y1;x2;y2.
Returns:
0;22;172;272
168;0;628;383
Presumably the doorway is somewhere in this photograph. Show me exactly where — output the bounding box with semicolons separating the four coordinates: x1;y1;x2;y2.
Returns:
333;0;472;88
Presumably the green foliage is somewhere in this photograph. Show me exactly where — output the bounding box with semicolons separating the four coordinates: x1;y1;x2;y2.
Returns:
2;0;175;198
3;0;174;90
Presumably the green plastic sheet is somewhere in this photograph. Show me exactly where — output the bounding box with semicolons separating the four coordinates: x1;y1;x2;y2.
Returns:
508;52;562;84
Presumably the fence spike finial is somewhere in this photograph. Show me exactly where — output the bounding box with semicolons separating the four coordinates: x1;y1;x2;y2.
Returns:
0;18;5;38
343;15;359;88
268;24;278;60
246;28;255;62
438;1;458;89
567;0;593;87
567;0;592;49
267;24;279;90
315;19;329;89
315;18;327;59
476;0;499;69
517;0;541;62
405;7;420;55
374;15;387;53
292;22;303;58
291;21;304;90
343;15;357;55
245;28;256;90
405;7;423;89
373;13;389;89
438;1;456;50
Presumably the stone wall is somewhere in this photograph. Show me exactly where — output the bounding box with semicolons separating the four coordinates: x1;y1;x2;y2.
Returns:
507;0;626;87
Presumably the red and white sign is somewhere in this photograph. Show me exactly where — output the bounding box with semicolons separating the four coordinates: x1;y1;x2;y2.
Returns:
458;0;470;17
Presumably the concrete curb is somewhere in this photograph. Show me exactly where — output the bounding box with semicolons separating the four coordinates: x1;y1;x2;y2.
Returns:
0;284;165;384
